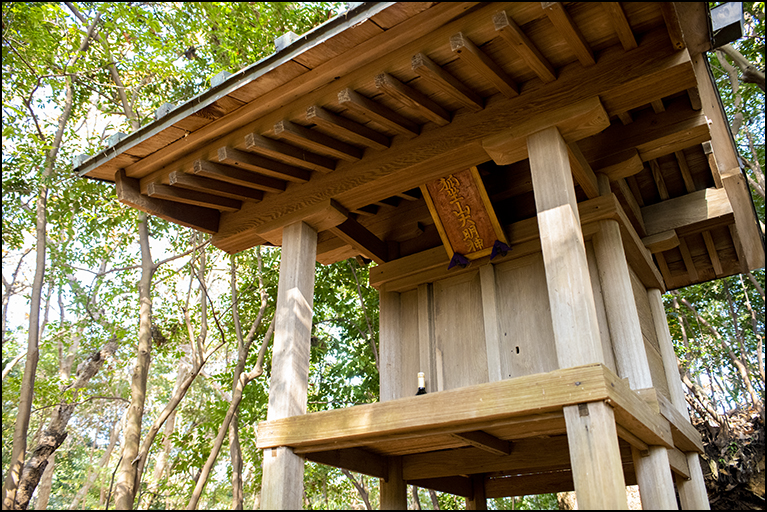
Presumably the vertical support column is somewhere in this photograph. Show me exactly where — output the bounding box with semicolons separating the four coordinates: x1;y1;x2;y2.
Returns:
379;290;402;402
528;126;603;367
593;173;677;509
417;284;435;391
648;289;710;510
261;221;317;510
466;474;487;510
528;127;626;509
380;456;407;509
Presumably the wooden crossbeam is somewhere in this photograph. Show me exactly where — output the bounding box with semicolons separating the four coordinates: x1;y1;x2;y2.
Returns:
411;52;483;112
493;10;556;83
374;72;450;126
677;237;699;282
660;3;685;51
273;119;362;161
651;99;666;114
407;476;472;497
450;32;518;98
618;111;633;125
611;178;646;236
567;142;599;199
147;182;242;212
542;2;595;67
626;175;644;206
352;204;379;216
190;159;286;193
451;430;512;456
673;150;696;193
602;2;637;50
306;105;390;150
304;448;388;480
217;146;310;183
654;251;674;287
244;132;335;173
642;187;732;235
702;141;724;188
115;170;219;234
702;230;724;276
642;230;679;254
649;159;670;200
338;88;420;138
593;149;644;181
168;171;263;202
330;216;390;264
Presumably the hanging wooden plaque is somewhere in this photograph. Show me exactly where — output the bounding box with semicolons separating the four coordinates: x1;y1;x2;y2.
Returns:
421;166;507;260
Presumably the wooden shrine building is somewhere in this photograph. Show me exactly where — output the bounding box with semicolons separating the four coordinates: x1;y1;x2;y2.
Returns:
75;2;764;509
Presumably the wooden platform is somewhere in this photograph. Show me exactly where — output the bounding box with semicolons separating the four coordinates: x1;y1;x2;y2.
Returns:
257;364;703;497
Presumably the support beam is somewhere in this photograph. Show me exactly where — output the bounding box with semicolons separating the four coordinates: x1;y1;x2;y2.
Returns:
244;132;335;173
721;169;765;271
374;72;450;126
450;32;518;98
306;105;390;151
563;402;628;509
190;159;286;193
676;453;711;510
168;171;264;202
329;217;390;264
594;150;644;181
451;431;512;456
261;221;318;510
602;2;637;50
381;456;407;510
643;230;680;254
411;53;483;112
217;146;310;183
702;230;724;276
115;170;219;234
674;150;696;193
649;159;670;200
567;142;599;199
642;187;732;235
338;88;420;138
273;119;362;161
493;10;556;83
611;178;646;237
542;2;594;67
479;265;502;383
146;182;242;212
304;448;388;479
677;237;699;282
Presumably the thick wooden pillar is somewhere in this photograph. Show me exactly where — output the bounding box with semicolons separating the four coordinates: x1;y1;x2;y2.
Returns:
380;456;407;509
648;289;710;510
527;126;626;509
261;221;317;510
592;173;677;509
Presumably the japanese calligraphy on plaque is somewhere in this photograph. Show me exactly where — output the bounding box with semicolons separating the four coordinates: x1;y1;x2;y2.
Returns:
421;166;507;260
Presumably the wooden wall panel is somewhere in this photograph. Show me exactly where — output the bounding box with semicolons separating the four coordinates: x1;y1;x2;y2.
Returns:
400;290;422;398
433;271;489;390
493;254;558;379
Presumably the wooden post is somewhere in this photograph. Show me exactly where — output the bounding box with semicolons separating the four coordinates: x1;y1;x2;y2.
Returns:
379;290;402;402
527;127;626;509
466;474;487;510
563;402;628;509
380;456;407;509
648;288;710;510
261;221;317;510
479;265;503;382
528;126;603;367
592;175;677;508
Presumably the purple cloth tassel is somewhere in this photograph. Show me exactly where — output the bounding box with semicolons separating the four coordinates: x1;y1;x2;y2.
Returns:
490;240;511;260
448;252;470;270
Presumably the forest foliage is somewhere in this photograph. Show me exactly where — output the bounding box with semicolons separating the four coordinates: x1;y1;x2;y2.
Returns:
1;2;764;510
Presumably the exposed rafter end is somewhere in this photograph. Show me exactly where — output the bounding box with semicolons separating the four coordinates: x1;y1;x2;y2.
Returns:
115;170;220;234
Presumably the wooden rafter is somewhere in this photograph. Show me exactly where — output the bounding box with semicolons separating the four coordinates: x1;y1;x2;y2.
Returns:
593;149;644;181
450;32;518;98
244;132;335;173
273;119;362;161
147;182;242;212
626;175;644;206
611;178;646;236
329;216;390;264
115;170;219;234
566;142;599;199
374;72;451;126
168;171;264;202
411;52;483;112
451;430;512;456
190;159;286;193
542;2;595;67
701;230;724;276
677;237;699;282
218;146;311;183
674;150;696;193
493;10;556;83
306;105;390;150
649;159;670;200
642;230;679;254
602;2;637;51
338;88;420;138
642;187;732;235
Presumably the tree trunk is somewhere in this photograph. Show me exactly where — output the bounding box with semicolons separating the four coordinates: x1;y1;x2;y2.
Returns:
114;212;154;510
33;454;55;510
229;415;243;510
69;412;123;510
